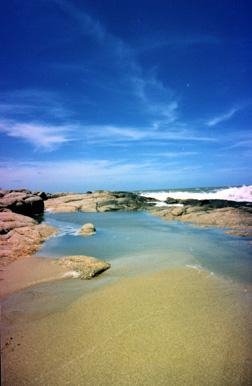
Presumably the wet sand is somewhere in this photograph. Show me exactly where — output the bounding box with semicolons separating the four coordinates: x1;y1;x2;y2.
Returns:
0;256;68;298
2;267;251;385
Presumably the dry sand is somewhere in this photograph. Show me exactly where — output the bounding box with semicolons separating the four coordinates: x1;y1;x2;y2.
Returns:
2;267;251;385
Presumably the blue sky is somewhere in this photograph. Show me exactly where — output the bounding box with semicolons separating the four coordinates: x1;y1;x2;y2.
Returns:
0;0;251;191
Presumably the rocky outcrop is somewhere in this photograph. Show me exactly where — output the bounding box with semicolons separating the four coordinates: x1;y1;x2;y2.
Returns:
58;255;111;279
79;223;96;236
0;189;45;217
0;210;57;266
224;227;252;237
151;204;252;235
45;191;154;213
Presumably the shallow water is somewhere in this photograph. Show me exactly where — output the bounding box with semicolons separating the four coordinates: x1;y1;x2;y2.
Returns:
38;211;252;284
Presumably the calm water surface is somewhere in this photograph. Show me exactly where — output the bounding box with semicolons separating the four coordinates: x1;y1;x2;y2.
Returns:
37;211;252;284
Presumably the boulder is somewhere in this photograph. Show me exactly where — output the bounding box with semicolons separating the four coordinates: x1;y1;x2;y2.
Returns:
165;197;180;204
79;223;96;236
171;207;185;216
59;255;111;279
35;192;48;200
24;196;44;213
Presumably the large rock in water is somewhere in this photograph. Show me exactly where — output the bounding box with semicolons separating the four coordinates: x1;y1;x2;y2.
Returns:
0;190;45;216
59;255;111;279
79;223;96;236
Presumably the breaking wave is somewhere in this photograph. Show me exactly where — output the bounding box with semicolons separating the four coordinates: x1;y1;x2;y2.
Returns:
140;185;252;203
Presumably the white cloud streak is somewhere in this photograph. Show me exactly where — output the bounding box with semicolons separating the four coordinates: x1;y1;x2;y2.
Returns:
0;159;204;191
83;124;216;144
0;119;215;152
0;121;73;150
207;107;239;126
144;151;199;158
54;0;106;41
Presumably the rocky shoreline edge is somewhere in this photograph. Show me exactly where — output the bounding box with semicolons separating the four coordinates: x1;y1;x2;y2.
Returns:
0;188;251;296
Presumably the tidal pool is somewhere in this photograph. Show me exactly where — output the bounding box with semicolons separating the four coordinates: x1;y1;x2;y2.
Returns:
37;211;252;284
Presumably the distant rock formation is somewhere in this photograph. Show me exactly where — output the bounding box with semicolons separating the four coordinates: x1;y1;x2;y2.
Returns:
45;191;155;213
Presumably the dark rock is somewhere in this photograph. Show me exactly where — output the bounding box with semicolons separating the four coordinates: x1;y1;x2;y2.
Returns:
35;192;48;200
0;190;45;217
165;197;252;210
165;197;180;204
24;196;44;214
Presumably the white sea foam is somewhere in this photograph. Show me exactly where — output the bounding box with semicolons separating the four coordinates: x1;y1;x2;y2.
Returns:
140;185;252;203
186;264;203;272
154;202;184;207
49;222;80;237
63;270;81;279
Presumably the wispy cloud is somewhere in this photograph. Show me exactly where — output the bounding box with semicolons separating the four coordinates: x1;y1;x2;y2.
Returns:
131;75;177;123
83;124;216;144
224;138;252;150
53;0;179;124
207;107;239;126
0;121;73;150
136;34;221;53
54;0;106;42
0;158;205;191
144;151;199;158
54;0;133;67
0;89;71;121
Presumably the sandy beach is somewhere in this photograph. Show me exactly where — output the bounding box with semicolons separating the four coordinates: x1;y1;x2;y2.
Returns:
2;266;252;385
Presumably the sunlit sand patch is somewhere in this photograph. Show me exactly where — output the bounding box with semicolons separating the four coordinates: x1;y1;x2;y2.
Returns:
2;267;251;385
0;256;68;298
